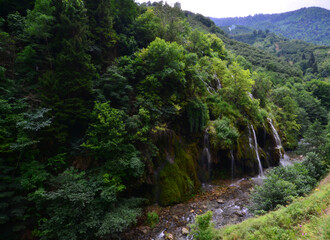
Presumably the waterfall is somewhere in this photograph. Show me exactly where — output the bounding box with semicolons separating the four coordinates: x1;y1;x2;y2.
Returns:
230;150;235;181
202;130;212;180
214;74;222;90
267;118;291;166
249;124;264;178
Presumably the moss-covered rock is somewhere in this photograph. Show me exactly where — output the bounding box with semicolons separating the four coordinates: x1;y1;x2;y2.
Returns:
158;136;200;205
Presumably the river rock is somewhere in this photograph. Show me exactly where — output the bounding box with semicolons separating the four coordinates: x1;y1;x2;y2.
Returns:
137;226;150;234
234;211;245;217
182;227;189;235
165;233;174;240
217;199;224;204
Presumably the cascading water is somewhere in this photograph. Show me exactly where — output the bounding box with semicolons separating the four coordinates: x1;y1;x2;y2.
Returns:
267;118;291;166
230;150;235;181
202;130;212;181
249;124;264;178
214;74;222;90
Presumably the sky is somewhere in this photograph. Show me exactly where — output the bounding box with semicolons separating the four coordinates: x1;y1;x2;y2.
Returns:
135;0;330;18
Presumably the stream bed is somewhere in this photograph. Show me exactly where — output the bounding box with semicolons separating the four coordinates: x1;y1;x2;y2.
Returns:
122;153;299;240
123;178;262;240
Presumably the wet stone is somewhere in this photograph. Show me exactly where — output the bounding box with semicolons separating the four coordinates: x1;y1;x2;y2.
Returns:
181;227;189;235
137;226;150;234
234;211;245;217
216;199;225;204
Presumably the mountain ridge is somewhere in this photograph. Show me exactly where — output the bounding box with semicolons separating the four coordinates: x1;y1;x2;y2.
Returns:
211;7;330;45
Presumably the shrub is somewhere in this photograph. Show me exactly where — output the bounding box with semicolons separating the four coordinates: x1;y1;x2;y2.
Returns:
305;152;326;181
210;117;239;149
250;174;297;214
189;211;216;240
146;211;159;228
250;156;325;214
271;163;316;196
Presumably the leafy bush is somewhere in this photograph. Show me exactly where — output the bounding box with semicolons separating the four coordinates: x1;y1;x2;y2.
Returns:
250;156;326;214
270;164;316;196
209;117;239;149
146;211;159;228
250;173;297;214
304;152;326;181
189;211;216;240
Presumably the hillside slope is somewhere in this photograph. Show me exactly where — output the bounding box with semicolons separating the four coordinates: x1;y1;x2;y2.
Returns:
211;7;330;45
216;174;330;239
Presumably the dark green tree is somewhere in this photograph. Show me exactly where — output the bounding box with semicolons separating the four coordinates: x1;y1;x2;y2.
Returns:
39;0;95;143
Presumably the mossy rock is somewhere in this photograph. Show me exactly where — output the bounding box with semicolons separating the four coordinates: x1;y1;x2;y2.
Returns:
158;137;200;205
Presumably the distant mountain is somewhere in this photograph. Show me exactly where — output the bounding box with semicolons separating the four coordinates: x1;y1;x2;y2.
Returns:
211;7;330;45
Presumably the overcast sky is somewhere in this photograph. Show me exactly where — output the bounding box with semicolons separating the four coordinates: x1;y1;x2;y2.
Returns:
135;0;330;18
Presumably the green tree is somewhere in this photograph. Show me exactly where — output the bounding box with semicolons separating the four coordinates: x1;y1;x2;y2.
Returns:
135;38;186;121
252;71;272;108
82;102;144;179
301;119;326;155
39;168;143;240
221;61;254;108
39;0;95;143
85;0;117;68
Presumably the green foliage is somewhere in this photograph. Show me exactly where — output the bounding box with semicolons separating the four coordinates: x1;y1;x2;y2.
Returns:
212;7;330;45
189;211;216;240
269;86;301;148
95;64;132;111
47;153;67;172
39;168;143;240
305;152;326;181
210;117;239;149
250;156;326;213
306;79;330;110
85;0;117;67
0;99;24;154
1;1;329;238
137;38;186;101
271;164;317;196
0;161;27;240
250;173;297;214
217;175;330;240
20;160;49;191
186;98;208;133
146;211;159;229
252;71;272;108
221;61;254;108
299;119;327;155
39;0;95;143
82;102;144;178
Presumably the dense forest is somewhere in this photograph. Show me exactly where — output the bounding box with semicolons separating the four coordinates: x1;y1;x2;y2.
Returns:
0;1;329;239
211;7;330;45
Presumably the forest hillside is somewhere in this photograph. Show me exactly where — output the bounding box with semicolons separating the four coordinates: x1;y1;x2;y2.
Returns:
211;7;330;45
0;1;329;239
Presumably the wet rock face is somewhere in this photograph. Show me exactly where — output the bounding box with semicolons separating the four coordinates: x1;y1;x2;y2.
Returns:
156;136;200;206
